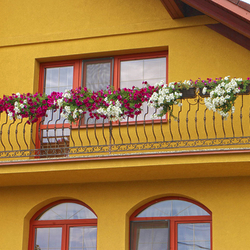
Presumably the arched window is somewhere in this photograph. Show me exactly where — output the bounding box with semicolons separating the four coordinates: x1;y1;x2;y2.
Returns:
130;197;212;250
29;200;97;250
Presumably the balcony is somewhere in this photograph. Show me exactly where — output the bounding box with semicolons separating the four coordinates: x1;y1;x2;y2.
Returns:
0;93;249;162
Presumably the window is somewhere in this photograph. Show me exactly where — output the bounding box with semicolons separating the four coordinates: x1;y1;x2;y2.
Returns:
130;197;212;250
116;53;167;122
39;52;167;123
29;200;97;250
38;52;167;155
38;61;81;156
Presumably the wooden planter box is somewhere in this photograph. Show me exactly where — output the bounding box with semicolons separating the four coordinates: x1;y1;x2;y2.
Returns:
199;87;210;97
181;88;196;99
238;84;250;95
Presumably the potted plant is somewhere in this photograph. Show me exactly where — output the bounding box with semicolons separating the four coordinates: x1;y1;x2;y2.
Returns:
147;80;183;119
175;80;196;99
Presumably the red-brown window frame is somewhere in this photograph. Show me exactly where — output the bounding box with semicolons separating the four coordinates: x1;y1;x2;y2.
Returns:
37;52;168;149
130;197;212;250
113;51;168;125
37;60;82;151
28;199;97;250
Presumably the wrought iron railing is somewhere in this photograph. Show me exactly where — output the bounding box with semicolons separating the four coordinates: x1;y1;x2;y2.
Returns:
0;94;249;161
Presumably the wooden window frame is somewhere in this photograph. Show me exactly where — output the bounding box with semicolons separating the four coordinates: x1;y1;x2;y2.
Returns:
37;52;168;149
28;199;97;250
37;60;82;153
130;197;212;250
113;51;168;125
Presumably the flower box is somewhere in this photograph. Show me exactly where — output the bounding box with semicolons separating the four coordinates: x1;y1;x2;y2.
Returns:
238;84;250;95
199;88;210;98
181;88;196;99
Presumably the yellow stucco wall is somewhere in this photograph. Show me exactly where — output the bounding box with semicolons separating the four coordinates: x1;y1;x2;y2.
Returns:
1;0;249;96
0;177;250;250
1;1;250;249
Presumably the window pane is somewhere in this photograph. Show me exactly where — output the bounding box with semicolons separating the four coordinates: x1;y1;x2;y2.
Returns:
130;221;169;250
36;202;97;220
120;60;144;82
45;66;73;93
69;226;97;250
84;60;111;124
136;200;209;218
120;57;166;87
120;57;166;121
85;62;111;91
34;227;62;250
44;66;74;125
178;223;210;250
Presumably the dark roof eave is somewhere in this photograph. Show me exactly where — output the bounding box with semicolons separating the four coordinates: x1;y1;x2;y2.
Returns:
180;0;250;38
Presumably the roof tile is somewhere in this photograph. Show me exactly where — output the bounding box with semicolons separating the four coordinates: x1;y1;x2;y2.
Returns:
238;1;250;11
228;0;240;4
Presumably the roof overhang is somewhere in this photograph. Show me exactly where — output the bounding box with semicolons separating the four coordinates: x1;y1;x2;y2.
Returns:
181;0;250;38
160;0;250;49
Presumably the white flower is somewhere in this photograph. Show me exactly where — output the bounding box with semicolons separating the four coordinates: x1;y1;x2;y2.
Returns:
64;106;71;113
16;93;21;97
14;107;20;113
62;91;71;99
224;76;230;81
154;80;164;87
73;109;78;119
151;113;159;119
235;78;242;82
232;106;235;114
183;80;192;86
57;98;64;108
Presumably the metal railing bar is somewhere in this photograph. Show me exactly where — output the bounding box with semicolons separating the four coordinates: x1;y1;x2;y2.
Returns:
7;118;15;151
118;121;123;145
204;108;208;139
213;112;217;139
169;115;173;141
186;101;191;140
77;117;83;147
143;107;149;143
126;117;131;144
240;95;244;136
231;113;235;138
102;119;108;145
54;112;62;147
195;99;200;139
151;109;157;142
94;119;99;146
23;121;29;149
135;116;140;143
222;117;226;138
69;122;75;147
0;114;8;151
85;117;91;146
160;117;165;141
30;122;36;148
15;118;23;150
177;103;182;140
62;117;69;147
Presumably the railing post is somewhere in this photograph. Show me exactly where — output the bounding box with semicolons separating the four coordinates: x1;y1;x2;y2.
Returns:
109;121;113;154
